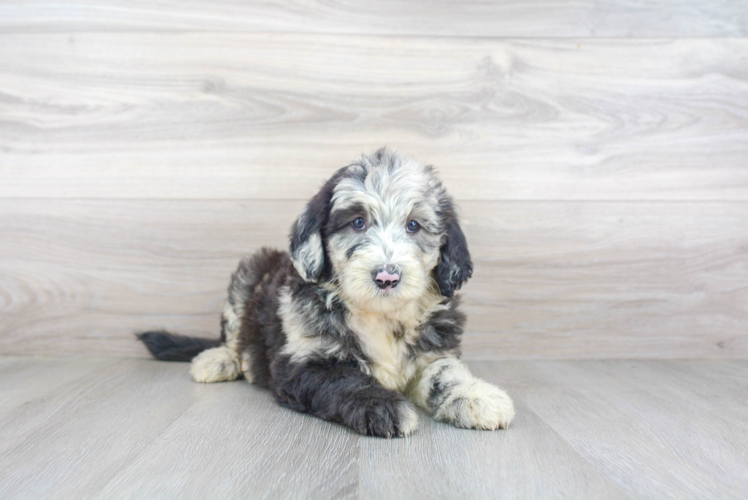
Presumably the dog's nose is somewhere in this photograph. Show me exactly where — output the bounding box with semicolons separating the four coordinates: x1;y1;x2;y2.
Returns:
373;265;400;289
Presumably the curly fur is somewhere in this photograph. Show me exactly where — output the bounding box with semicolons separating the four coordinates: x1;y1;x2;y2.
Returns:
138;148;514;437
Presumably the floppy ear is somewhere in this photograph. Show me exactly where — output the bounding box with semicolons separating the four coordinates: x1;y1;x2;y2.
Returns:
436;216;473;298
289;210;325;282
289;169;345;282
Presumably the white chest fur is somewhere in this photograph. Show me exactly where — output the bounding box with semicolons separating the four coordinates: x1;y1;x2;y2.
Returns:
346;298;440;392
348;312;415;391
346;285;452;392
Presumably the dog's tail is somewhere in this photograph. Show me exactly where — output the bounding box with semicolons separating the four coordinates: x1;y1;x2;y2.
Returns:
136;330;220;362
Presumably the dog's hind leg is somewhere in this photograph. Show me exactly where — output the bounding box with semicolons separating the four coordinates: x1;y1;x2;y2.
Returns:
189;344;242;383
190;254;264;383
190;300;246;383
190;250;285;384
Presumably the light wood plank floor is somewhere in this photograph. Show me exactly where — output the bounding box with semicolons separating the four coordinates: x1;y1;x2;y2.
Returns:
0;356;745;499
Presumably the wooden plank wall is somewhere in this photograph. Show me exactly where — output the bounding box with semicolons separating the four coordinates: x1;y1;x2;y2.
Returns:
1;1;746;359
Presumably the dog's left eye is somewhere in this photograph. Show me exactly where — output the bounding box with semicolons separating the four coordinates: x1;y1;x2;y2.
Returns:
351;218;366;230
406;220;420;233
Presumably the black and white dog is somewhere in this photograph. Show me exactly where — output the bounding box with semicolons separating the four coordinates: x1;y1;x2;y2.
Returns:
138;148;514;437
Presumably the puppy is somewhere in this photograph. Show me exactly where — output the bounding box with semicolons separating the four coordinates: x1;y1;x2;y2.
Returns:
138;148;514;437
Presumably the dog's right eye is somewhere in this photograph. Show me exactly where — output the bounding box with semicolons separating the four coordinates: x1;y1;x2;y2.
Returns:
351;218;366;230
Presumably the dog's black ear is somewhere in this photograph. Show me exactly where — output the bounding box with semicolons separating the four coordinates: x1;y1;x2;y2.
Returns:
436;215;473;298
289;168;345;282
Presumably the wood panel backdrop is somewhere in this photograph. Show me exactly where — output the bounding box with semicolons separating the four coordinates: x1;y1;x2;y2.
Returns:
1;1;746;359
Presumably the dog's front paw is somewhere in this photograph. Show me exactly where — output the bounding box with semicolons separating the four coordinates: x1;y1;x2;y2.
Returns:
435;379;514;430
349;397;419;438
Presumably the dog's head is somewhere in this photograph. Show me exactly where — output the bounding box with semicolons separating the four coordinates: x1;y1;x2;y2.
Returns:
289;148;472;311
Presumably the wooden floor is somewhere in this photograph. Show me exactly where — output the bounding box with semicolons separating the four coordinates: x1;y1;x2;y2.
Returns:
0;356;746;499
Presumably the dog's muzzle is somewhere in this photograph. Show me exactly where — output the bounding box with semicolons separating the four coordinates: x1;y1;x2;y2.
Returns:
373;264;400;290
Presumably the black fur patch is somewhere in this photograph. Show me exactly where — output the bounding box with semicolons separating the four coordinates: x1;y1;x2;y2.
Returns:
326;203;367;235
272;355;413;438
289;167;348;282
136;331;220;362
426;364;455;411
346;243;361;260
235;249;294;388
289;283;369;368
435;213;473;298
411;296;465;356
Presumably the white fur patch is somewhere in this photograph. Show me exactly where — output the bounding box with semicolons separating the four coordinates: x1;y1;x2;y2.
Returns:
292;232;324;282
222;302;242;350
411;357;515;430
347;310;414;391
279;286;330;362
396;401;419;436
241;351;253;383
190;346;241;384
437;378;515;430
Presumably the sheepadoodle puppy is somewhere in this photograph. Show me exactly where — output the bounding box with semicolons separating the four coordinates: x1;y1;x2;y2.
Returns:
138;148;514;437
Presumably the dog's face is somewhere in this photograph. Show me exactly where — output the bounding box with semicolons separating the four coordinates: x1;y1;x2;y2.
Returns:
290;149;472;312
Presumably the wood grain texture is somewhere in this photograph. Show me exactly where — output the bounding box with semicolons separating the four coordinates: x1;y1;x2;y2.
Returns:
2;35;747;201
0;0;746;37
0;356;111;413
0;358;196;497
0;357;357;500
1;199;745;359
360;362;633;500
1;357;747;499
496;360;748;498
98;372;358;500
